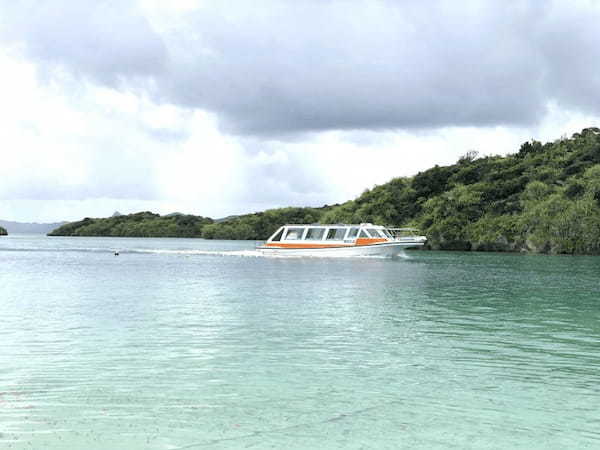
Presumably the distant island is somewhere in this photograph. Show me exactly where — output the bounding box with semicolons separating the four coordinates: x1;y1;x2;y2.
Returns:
0;220;67;234
49;127;600;254
0;226;7;236
49;212;213;238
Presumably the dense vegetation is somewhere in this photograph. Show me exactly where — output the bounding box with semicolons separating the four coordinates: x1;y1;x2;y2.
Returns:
201;206;331;240
48;212;213;238
319;127;600;253
0;226;7;236
49;128;600;254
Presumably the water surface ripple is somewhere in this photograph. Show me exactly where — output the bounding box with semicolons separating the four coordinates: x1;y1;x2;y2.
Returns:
1;235;600;449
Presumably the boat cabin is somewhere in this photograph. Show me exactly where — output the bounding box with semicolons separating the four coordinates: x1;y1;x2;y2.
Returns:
264;223;420;248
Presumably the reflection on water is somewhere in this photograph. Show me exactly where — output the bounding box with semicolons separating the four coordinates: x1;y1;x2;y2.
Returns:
1;235;600;449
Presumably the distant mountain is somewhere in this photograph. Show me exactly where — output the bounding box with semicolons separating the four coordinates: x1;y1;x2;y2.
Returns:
215;215;240;223
0;220;67;234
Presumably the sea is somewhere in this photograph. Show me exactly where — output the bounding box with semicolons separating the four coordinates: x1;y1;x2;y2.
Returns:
1;234;600;449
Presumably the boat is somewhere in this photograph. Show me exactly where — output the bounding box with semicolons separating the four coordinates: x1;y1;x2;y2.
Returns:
257;223;426;257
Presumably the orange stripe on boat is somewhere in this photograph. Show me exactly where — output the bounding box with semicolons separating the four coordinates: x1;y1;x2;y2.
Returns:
264;238;388;248
355;238;387;246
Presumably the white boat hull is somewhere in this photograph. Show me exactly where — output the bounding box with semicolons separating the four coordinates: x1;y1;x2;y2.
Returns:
257;241;424;257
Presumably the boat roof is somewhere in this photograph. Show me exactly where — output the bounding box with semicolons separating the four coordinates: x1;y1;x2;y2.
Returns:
279;224;418;230
281;223;381;227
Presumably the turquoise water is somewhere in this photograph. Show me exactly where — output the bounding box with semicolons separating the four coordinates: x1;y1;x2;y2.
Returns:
1;235;600;449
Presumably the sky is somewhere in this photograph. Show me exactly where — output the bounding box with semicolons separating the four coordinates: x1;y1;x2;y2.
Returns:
1;0;599;223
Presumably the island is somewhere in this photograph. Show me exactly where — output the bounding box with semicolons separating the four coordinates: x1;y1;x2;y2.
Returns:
0;220;66;234
49;127;600;254
48;212;213;238
0;226;7;236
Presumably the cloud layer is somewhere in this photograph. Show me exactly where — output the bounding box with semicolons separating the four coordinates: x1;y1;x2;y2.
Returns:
4;0;600;136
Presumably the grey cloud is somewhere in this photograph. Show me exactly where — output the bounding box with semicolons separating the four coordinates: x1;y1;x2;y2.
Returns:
151;0;585;134
3;1;600;136
81;146;161;200
1;0;166;85
234;140;331;206
339;130;397;148
538;7;600;113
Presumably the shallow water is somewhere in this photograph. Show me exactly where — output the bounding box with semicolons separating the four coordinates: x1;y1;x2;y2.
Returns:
1;234;600;449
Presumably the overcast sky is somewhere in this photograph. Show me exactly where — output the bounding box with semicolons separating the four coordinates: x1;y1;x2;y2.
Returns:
1;0;599;222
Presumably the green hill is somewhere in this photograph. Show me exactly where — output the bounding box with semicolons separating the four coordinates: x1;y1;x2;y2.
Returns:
318;127;600;253
48;127;600;254
48;212;213;238
0;226;7;236
200;205;333;240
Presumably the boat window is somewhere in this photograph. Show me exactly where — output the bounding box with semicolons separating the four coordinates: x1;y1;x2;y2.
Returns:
358;229;369;238
305;228;325;240
326;228;346;240
347;227;359;239
270;228;284;242
367;228;383;238
381;229;393;238
284;227;305;240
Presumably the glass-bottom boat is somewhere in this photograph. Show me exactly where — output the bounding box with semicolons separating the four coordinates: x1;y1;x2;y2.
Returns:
257;224;426;257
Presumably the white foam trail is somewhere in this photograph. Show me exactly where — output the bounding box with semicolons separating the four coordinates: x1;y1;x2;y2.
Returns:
128;248;403;259
394;250;411;259
129;248;265;257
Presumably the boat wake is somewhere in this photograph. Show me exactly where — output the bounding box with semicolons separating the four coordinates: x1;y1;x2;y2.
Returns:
394;250;411;259
128;248;401;259
130;248;265;257
0;246;258;256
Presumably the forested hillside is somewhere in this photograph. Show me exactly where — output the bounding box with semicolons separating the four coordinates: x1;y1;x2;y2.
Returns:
48;212;213;238
49;128;600;254
321;127;600;253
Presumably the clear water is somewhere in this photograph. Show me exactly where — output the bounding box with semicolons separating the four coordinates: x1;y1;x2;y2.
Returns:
1;234;600;449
